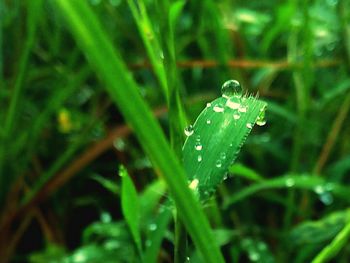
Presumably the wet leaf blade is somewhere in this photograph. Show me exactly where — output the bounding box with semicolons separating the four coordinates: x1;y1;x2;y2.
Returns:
183;96;267;200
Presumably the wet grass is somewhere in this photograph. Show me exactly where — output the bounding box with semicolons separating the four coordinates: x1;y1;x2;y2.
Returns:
1;0;350;262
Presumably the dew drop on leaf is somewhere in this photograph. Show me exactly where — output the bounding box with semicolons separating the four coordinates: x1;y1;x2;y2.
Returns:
197;155;202;162
233;113;240;120
221;79;242;98
184;125;194;136
195;142;203;151
213;104;224;113
246;123;253;129
215;159;222;168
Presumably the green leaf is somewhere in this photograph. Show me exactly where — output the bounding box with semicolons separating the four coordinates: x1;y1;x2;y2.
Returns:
290;210;350;247
183;93;267;200
120;166;142;255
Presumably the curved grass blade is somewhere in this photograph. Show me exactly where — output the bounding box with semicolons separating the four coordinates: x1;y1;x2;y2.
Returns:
223;174;350;209
183;92;267;200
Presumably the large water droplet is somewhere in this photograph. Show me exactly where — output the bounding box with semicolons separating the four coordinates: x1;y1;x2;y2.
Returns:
195;142;202;151
215;159;222;168
184;125;194;136
213;104;224;113
221;80;242;98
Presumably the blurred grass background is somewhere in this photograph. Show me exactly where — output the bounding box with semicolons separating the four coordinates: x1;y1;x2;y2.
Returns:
1;0;350;262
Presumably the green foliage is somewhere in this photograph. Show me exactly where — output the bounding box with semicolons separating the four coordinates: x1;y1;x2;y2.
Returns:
1;0;350;262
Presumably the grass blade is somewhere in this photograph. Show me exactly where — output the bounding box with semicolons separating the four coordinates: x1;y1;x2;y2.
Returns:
223;174;350;209
120;166;142;257
183;87;267;200
52;1;225;262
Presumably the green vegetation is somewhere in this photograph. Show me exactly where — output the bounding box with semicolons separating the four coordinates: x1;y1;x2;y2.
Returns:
0;0;350;262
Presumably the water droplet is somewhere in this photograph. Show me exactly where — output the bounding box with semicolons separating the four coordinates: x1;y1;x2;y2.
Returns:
256;119;266;126
238;105;247;113
149;223;157;231
195;142;202;151
226;100;241;110
196;135;201;141
206;119;211;124
184;125;194;136
249;252;260;261
186;257;190;262
197;155;202;162
314;185;324;194
233;114;240;120
256;107;267;126
320;192;334;205
206;102;212;108
221;80;242;98
246;123;253;129
223;173;228;180
213;104;224;113
285;178;295;187
215;159;222;168
189;179;199;190
220;152;226;159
